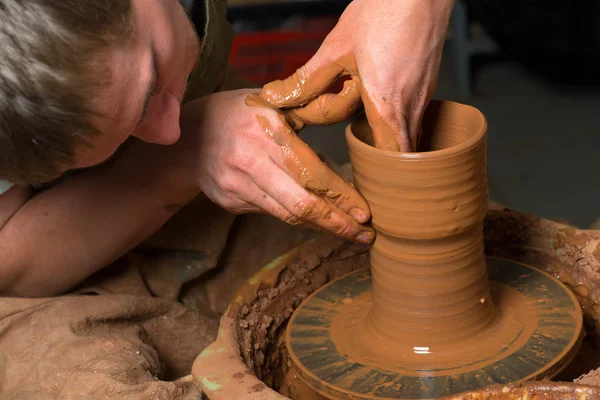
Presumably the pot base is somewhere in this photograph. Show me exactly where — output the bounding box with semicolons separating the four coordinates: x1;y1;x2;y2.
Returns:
286;258;584;399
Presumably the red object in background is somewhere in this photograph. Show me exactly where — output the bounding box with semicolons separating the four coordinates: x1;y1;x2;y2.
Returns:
229;17;346;92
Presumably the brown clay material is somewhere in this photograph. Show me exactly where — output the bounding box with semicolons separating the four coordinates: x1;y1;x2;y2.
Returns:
341;100;501;369
192;235;371;400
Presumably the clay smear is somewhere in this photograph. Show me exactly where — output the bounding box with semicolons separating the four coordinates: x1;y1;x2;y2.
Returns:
335;101;539;372
244;94;344;200
259;55;410;152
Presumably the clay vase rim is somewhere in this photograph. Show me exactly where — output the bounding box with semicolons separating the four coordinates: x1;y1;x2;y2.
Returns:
345;99;488;158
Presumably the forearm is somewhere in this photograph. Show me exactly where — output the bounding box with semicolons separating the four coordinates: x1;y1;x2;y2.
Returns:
0;140;198;297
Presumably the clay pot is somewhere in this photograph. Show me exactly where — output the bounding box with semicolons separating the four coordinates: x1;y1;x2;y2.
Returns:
344;100;493;362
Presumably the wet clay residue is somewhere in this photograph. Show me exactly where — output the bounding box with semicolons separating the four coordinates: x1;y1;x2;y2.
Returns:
258;54;413;152
244;94;348;202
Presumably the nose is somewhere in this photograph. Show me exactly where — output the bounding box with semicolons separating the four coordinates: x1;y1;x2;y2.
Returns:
134;93;182;145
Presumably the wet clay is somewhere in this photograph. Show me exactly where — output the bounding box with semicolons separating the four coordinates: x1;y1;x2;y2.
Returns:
259;55;412;152
338;100;506;369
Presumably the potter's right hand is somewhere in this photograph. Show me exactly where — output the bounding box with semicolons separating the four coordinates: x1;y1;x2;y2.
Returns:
258;0;455;152
179;89;375;244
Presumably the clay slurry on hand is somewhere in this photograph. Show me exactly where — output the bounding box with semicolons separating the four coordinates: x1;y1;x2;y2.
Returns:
258;54;411;153
244;94;374;244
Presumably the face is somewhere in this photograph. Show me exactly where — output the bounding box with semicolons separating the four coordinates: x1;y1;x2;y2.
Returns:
75;0;200;169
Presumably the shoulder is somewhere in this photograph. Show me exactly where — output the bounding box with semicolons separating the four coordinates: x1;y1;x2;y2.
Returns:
0;182;30;230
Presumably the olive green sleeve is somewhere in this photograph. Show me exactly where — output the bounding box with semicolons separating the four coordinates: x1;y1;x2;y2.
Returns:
183;0;234;104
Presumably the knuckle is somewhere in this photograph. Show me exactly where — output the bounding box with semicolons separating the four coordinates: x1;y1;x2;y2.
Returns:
218;179;237;195
233;154;255;174
216;173;239;197
290;197;317;219
334;221;355;238
218;196;240;213
284;214;301;226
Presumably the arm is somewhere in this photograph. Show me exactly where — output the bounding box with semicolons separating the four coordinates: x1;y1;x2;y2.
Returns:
0;139;198;297
0;89;373;298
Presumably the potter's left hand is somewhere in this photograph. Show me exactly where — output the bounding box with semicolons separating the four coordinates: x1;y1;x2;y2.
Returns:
259;0;455;152
178;89;374;244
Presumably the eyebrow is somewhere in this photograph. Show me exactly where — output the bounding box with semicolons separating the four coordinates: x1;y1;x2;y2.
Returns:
140;53;157;122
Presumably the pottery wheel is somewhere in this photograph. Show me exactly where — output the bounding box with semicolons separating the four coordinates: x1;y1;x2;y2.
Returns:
286;257;583;399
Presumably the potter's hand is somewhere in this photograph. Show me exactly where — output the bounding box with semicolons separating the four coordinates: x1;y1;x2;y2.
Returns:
179;89;374;244
259;0;455;152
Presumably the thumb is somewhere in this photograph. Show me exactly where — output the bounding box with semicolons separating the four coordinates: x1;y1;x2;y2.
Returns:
259;49;351;109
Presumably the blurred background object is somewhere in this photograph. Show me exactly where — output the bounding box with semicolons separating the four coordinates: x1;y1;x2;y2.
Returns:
186;0;600;228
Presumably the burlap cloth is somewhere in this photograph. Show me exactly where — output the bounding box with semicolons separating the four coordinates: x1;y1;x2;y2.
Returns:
0;194;320;399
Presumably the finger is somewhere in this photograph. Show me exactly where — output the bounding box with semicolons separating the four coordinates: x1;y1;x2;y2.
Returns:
275;137;371;223
415;120;423;152
285;78;362;126
243;188;330;234
253;161;374;244
289;136;371;223
259;54;350;109
359;81;416;152
260;115;371;223
242;188;334;236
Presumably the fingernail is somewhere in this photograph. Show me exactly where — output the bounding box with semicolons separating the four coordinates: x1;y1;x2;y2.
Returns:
350;208;368;223
356;231;374;244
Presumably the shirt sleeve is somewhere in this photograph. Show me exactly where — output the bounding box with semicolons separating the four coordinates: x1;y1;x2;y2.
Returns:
0;180;13;196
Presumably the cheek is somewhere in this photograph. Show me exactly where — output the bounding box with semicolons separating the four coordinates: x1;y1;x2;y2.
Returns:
74;130;130;169
133;93;182;145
